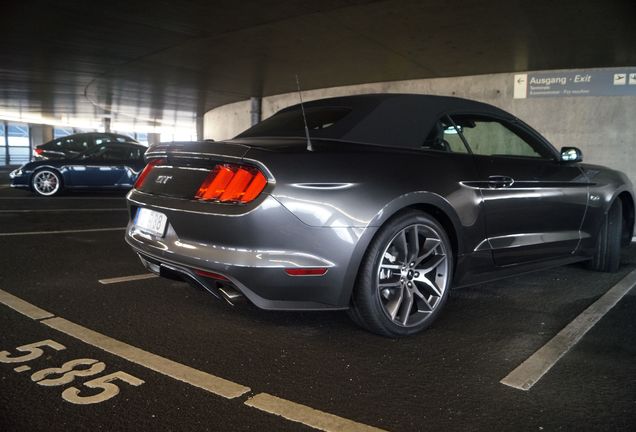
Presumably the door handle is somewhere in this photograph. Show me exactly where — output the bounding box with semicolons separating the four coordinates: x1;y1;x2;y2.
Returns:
488;175;514;188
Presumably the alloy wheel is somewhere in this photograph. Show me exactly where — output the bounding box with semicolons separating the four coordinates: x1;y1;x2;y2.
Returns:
376;223;449;327
33;170;60;196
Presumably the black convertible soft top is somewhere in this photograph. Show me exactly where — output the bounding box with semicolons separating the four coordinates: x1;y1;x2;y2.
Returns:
236;94;513;149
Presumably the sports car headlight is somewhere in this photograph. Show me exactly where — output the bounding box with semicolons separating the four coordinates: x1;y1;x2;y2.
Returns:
9;168;23;178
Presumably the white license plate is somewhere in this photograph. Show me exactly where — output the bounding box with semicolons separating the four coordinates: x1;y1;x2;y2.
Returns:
134;208;168;237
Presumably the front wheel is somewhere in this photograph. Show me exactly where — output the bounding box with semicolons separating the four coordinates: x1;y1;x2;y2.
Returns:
349;211;453;337
31;169;63;197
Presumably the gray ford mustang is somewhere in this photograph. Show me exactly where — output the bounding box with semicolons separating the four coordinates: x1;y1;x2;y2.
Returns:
125;94;634;336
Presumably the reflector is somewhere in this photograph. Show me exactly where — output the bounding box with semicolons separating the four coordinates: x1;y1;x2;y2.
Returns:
194;269;229;281
284;268;328;276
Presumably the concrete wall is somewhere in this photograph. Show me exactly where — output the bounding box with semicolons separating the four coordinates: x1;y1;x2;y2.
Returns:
203;70;636;187
204;99;253;143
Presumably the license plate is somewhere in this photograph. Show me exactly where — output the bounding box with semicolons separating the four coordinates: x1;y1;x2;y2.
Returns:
134;208;168;237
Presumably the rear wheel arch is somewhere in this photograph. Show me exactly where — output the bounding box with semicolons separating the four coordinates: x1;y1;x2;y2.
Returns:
347;208;454;336
30;166;64;182
341;198;461;307
30;167;64;196
405;204;459;264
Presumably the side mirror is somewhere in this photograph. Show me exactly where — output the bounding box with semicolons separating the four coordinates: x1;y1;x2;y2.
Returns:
560;147;583;163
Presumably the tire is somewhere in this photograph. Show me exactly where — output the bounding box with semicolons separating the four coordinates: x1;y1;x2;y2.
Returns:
587;199;622;273
31;169;63;197
349;210;453;337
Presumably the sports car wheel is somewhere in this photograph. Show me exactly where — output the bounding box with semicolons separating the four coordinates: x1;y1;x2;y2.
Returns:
350;211;453;337
31;169;62;196
587;199;622;273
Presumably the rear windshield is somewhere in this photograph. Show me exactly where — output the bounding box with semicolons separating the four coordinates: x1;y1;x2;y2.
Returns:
237;107;353;139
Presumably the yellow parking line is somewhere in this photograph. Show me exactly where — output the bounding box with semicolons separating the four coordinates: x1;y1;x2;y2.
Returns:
246;393;387;432
40;316;250;399
0;290;55;320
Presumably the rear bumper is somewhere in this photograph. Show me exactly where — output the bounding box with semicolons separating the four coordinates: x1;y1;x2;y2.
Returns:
125;190;368;310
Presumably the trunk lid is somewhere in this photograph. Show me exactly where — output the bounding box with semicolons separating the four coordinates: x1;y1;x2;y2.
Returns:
138;140;264;200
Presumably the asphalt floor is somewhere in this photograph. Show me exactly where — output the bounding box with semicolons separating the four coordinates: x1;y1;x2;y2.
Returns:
0;172;634;431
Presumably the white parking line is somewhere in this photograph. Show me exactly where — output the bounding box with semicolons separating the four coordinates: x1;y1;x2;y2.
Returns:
246;393;386;432
0;197;125;200
99;273;158;284
0;208;127;213
501;269;636;391
0;227;126;237
0;289;387;431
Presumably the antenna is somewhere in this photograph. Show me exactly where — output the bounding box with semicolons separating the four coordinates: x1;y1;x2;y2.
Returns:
295;74;313;152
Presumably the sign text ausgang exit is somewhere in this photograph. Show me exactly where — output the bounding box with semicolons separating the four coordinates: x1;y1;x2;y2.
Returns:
514;68;636;99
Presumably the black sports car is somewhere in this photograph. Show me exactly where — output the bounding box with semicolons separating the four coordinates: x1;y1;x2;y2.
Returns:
11;142;147;196
124;94;634;336
34;132;139;160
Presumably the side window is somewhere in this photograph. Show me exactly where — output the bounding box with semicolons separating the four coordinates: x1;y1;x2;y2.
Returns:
450;115;550;158
94;135;113;145
124;146;144;160
422;117;469;153
86;145;108;160
61;137;90;152
102;147;128;160
61;137;75;149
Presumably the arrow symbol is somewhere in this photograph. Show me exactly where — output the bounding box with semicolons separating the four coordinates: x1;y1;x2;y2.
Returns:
517;78;525;84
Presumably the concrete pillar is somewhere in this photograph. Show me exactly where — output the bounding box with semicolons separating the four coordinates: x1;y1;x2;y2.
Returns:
196;115;204;141
30;124;54;147
3;121;8;165
103;118;111;133
147;133;161;146
250;97;262;126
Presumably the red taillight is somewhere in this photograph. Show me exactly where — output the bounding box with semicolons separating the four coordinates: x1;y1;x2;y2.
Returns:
284;268;329;276
35;148;44;155
195;165;235;200
195;164;267;204
134;159;163;189
194;269;228;281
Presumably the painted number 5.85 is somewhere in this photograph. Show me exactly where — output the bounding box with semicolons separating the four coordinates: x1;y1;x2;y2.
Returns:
1;339;144;405
62;371;144;405
0;339;66;363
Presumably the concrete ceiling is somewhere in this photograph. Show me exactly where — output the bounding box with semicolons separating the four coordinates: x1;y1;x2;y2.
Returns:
1;0;634;131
